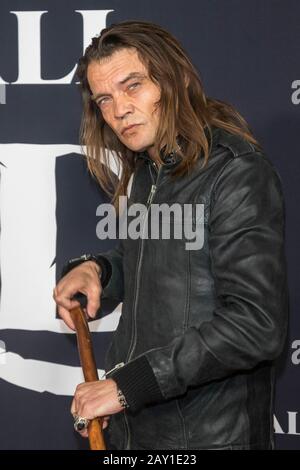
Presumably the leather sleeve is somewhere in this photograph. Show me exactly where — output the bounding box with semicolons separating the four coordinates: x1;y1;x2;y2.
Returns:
144;152;289;399
96;241;124;302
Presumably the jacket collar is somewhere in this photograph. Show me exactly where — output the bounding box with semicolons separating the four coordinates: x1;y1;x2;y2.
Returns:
135;127;221;167
136;138;183;168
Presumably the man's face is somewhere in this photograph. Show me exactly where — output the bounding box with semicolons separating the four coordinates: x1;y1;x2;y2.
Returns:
87;48;161;158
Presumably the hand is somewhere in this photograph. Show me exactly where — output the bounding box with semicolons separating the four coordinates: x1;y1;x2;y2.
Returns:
71;379;124;437
53;261;102;330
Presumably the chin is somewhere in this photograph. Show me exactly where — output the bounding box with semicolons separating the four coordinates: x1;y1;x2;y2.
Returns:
124;142;150;153
130;138;155;152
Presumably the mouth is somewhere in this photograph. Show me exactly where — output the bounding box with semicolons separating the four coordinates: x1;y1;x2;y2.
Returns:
121;124;141;135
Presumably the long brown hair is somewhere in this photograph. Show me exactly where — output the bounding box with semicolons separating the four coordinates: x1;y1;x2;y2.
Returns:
76;20;259;207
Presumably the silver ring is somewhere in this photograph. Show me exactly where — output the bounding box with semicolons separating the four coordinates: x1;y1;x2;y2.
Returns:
73;415;90;432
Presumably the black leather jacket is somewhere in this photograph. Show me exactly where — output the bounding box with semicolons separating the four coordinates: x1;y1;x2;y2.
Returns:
97;127;288;450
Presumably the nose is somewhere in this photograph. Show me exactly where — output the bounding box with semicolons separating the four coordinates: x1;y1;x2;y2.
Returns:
113;93;133;119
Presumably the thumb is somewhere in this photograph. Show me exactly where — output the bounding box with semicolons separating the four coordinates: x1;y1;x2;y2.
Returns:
86;296;101;318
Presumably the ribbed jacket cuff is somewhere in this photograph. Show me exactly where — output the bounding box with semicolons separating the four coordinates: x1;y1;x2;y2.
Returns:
95;255;112;288
110;356;164;413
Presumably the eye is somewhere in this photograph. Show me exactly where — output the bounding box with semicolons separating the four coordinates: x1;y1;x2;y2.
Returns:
128;82;141;91
97;97;110;108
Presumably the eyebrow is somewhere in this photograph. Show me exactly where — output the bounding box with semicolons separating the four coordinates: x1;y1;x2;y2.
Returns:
91;72;147;101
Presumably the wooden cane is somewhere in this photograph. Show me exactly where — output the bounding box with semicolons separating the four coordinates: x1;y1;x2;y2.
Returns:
69;305;106;450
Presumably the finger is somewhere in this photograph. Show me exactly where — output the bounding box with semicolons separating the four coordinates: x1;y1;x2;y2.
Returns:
78;428;89;438
53;287;58;299
57;305;76;330
55;288;81;311
71;398;77;416
86;288;101;318
102;418;110;429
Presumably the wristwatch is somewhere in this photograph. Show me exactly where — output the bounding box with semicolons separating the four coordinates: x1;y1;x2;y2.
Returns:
61;253;103;279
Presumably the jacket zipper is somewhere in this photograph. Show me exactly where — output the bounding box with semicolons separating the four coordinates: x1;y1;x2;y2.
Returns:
103;362;125;379
124;161;163;450
127;162;162;363
147;184;157;204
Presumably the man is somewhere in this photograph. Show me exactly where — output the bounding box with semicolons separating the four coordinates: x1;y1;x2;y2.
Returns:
53;21;288;450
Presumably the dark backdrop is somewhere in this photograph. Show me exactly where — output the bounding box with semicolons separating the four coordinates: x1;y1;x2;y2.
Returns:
0;0;299;449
